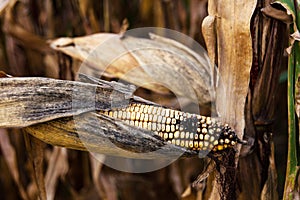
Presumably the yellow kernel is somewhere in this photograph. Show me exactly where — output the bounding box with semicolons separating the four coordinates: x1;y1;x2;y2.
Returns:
218;145;224;151
108;111;113;117
180;141;185;147
213;140;219;146
199;141;204;148
189;141;193;148
194;141;198;148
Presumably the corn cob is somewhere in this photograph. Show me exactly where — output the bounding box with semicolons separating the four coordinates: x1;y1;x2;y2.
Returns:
100;103;245;152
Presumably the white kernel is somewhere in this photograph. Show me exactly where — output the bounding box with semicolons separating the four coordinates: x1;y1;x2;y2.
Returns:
171;125;175;132
157;116;162;123
166;118;171;124
171;118;176;124
199;134;204;140
131;112;136;120
118;110;122;119
152;123;156;131
126;112;131;119
170;110;174;118
114;111;118;118
140;113;144;121
162;117;166;124
144;114;149;122
136;112;140;120
161;124;165;131
134;106;139;112
143;122;147;129
147;122;152;130
122;111;126;119
169;133;173;139
148;106;153;114
180;132;185;138
161;109;165;116
153;115;157;122
164;133;168;139
166;125;170;132
165;109;170;117
138;121;143;128
185;141;189;148
174;131;180;138
204;134;210;141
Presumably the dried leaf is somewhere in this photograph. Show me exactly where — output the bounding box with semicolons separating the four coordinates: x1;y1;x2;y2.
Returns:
261;4;293;24
90;155;107;199
45;147;69;200
0;129;29;200
50;33;169;94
